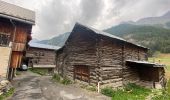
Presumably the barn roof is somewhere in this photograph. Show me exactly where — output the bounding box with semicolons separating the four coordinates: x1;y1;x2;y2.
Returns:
29;42;60;50
126;60;165;67
0;1;35;25
74;23;148;49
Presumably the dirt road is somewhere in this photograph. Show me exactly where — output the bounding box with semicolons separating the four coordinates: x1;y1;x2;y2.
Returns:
10;71;110;100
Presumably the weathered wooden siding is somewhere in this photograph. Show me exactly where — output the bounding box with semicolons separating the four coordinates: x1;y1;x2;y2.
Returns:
0;18;32;69
57;31;98;84
56;30;149;88
27;47;56;67
123;44;147;84
98;37;123;88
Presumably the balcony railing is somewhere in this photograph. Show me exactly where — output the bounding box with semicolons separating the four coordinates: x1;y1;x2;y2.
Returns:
0;33;10;47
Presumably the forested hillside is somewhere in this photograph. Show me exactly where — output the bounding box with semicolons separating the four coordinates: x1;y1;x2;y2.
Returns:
105;24;170;55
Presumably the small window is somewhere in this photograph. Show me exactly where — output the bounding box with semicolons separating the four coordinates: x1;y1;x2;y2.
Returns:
0;33;10;46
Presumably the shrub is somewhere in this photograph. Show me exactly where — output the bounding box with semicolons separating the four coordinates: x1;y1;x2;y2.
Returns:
101;87;114;97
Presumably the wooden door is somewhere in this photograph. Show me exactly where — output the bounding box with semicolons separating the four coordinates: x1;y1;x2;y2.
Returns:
74;65;90;82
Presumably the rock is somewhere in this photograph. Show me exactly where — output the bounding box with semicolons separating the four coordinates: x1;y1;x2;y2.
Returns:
1;80;9;86
0;78;13;95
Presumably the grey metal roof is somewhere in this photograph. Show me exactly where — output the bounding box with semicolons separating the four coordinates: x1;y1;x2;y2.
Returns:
75;22;148;49
0;0;35;24
126;60;165;67
29;42;61;50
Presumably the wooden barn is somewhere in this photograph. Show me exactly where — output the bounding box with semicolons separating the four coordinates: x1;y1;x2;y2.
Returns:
26;42;60;71
0;1;35;80
56;23;165;88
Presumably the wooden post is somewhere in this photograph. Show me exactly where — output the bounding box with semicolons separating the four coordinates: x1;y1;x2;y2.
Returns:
97;82;100;93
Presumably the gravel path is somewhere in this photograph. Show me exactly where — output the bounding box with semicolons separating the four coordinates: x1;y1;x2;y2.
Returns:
9;71;110;100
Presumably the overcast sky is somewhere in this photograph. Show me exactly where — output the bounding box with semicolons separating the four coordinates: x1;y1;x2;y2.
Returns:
2;0;170;40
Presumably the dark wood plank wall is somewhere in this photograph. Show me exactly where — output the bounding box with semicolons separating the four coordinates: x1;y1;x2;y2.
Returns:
0;19;13;36
97;36;123;87
158;67;165;86
56;29;166;88
123;44;147;84
57;31;98;84
56;31;149;87
27;47;56;66
0;18;32;68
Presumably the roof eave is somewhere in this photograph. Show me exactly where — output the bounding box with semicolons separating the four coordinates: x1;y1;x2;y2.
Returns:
0;13;35;25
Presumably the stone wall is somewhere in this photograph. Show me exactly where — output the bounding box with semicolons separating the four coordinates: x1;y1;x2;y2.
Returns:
0;47;11;77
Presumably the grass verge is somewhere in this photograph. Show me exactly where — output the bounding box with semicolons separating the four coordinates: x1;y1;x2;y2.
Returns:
151;79;170;100
101;83;151;100
0;88;15;100
29;68;48;76
52;73;72;85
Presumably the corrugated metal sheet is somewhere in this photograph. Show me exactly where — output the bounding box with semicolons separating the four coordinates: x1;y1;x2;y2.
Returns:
0;0;35;24
29;42;61;50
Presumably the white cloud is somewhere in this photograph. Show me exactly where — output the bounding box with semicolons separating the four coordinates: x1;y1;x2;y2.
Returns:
2;0;170;40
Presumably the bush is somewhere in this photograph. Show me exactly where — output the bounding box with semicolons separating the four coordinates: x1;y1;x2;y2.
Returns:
101;87;114;97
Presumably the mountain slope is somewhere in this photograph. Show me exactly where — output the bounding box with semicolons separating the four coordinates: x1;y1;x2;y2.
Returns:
105;24;170;54
125;11;170;29
38;32;70;47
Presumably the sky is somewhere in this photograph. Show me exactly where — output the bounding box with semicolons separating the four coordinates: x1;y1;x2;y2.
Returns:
2;0;170;40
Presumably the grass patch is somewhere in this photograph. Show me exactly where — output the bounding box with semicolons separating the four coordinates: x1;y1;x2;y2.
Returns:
101;87;114;97
16;71;21;76
149;53;170;79
152;79;170;100
149;53;170;70
0;88;15;100
29;68;48;76
52;73;61;82
86;85;96;92
52;73;72;85
101;83;151;100
61;78;72;85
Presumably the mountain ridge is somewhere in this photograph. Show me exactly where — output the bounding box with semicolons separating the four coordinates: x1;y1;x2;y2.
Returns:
34;10;170;55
